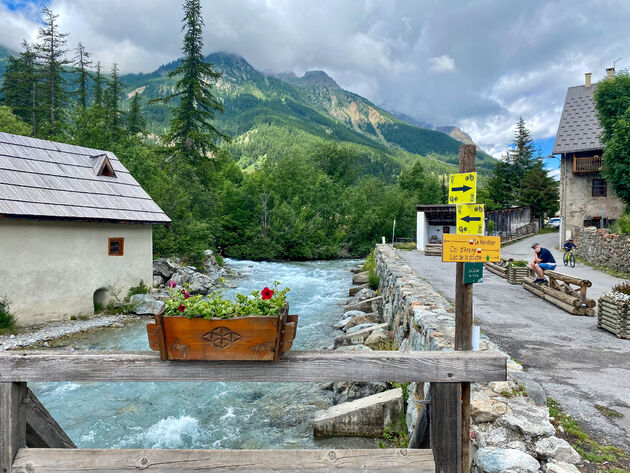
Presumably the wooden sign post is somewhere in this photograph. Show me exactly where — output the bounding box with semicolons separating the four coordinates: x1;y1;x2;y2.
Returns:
455;145;476;473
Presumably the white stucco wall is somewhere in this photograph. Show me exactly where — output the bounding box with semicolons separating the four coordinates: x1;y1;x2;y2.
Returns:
0;220;153;326
416;211;426;250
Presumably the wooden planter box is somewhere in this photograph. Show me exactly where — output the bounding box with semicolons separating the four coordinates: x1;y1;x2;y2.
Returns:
507;266;530;285
598;295;630;339
147;305;298;361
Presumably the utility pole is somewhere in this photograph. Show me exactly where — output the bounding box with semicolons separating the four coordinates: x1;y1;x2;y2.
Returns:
392;220;396;247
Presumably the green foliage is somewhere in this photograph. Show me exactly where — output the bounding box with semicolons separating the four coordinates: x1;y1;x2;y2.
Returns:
486;219;496;233
610;214;630;235
379;408;408;449
508;260;528;268
518;158;559;219
0;106;32;135
164;282;289;319
362;250;380;290
127;280;149;298
594;72;630;206
611;282;630;296
0;297;16;333
393;242;416;250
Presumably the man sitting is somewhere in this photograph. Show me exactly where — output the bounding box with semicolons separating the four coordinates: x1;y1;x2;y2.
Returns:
531;242;556;284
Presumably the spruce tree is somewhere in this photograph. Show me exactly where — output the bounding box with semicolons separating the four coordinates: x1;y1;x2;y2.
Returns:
93;62;104;108
104;63;124;135
73;42;92;109
158;0;229;165
127;93;146;135
518;158;559;222
35;7;70;136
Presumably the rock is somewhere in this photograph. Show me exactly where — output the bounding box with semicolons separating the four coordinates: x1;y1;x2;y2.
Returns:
475;447;540;473
507;359;524;373
343;310;367;319
333;316;354;329
334;344;373;352
490;381;512;394
130;294;165;315
111;322;124;328
333;323;388;348
534;437;581;464
473;424;527;450
349;284;369;296
329;381;388;404
364;329;391;349
153;258;176;279
499;397;556;439
345;296;382;313
355;288;376;301
343;313;381;331
152;275;164;288
472;398;510;423
352;272;369;285
313;388;403;437
345;323;378;334
544;462;581;473
511;372;547;406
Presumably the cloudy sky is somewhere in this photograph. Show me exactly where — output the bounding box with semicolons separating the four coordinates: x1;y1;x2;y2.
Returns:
1;0;629;162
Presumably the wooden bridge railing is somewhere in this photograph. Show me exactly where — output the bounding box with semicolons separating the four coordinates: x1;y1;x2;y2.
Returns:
0;350;507;473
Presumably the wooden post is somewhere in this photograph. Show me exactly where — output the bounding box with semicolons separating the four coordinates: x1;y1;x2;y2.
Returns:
431;383;461;473
455;144;476;473
1;382;27;473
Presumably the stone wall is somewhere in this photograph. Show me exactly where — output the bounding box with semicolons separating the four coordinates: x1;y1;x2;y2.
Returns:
573;227;630;274
374;244;581;473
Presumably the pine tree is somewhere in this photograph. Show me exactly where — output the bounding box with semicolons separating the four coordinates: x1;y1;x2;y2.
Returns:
508;116;536;184
158;0;229;164
93;62;104;108
127;92;146;135
104;63;124;134
518;158;559;222
1;41;41;134
73;42;92;109
35;7;70;136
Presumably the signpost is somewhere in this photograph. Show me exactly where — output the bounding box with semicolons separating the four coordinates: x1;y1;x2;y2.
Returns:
442;234;501;262
456;203;485;235
448;172;477;204
463;263;484;284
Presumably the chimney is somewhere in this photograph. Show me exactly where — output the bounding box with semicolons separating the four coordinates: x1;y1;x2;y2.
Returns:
585;72;592;87
606;67;615;78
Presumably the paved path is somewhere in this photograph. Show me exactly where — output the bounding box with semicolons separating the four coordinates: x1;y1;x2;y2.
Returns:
399;232;630;452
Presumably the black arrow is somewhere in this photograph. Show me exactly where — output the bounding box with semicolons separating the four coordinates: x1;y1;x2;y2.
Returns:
461;215;481;223
451;185;472;192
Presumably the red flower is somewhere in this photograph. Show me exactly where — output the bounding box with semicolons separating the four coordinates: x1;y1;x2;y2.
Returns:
184;291;190;299
181;288;186;294
168;280;176;288
178;304;186;313
261;287;274;300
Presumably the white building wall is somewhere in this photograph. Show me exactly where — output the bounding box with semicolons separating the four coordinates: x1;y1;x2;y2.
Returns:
416;211;426;250
0;220;153;326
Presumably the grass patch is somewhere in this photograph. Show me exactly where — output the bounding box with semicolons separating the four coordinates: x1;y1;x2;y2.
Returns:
595;404;624;418
363;249;380;290
378;409;409;449
500;383;528;398
393;242;416;250
575;256;630;279
539;225;559;234
547;398;628;466
0;297;16;334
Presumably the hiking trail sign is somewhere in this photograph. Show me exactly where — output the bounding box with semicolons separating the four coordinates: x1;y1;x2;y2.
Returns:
448;172;477;204
442;234;501;262
456;203;485;235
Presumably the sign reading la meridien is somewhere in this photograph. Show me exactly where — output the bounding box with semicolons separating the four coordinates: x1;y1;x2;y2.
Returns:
442;234;501;263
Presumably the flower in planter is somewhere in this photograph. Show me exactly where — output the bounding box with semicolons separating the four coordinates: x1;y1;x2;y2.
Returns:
178;304;186;313
168;280;177;288
261;287;274;300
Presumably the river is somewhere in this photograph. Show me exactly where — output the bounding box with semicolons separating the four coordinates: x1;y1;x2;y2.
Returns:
31;258;378;449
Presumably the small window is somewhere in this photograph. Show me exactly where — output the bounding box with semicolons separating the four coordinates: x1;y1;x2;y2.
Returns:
108;238;124;256
592;179;607;197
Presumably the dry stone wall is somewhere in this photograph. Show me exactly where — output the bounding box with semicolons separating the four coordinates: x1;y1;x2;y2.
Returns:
374;244;581;473
573;227;630;274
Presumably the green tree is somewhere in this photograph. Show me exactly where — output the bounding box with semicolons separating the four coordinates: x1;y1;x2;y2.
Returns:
93;61;104;108
594;71;630;206
104;63;124;134
127;93;146;135
518;158;559;221
35;7;70;136
157;0;229;165
0;106;32;135
73;42;92;109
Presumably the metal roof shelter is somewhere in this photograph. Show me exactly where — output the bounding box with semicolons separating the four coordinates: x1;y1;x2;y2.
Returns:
552;84;603;155
0;132;170;224
416;204;456;225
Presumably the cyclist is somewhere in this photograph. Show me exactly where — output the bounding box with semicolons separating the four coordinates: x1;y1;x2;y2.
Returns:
563;238;577;267
563;238;577;253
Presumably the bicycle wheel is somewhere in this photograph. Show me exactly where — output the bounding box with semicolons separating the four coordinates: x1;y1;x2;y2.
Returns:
563;253;568;266
570;253;575;268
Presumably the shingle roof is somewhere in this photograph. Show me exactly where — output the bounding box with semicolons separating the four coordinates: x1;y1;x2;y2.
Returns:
0;132;170;224
552;85;603;154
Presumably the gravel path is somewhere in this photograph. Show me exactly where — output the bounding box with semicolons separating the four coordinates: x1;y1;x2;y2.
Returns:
0;314;136;350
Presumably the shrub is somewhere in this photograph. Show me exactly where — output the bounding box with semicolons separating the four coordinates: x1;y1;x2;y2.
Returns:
610;214;630;235
0;297;16;333
612;282;630;295
508;260;528;268
363;249;380;290
127;280;149;298
214;252;224;267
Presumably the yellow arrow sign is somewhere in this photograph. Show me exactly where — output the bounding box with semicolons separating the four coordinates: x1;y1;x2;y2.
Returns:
448;172;477;204
457;203;484;235
442;234;501;262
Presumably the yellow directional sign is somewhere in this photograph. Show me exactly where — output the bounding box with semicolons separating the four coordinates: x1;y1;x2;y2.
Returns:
448;172;477;204
457;203;484;235
442;234;501;262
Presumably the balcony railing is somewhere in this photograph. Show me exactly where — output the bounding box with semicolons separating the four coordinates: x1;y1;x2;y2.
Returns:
573;156;602;173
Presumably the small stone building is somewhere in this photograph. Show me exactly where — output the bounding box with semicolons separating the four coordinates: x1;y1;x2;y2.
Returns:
553;69;625;237
416;205;456;250
0;132;170;325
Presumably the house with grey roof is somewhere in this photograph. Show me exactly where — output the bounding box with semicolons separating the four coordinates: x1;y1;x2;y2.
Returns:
0;132;170;325
553;69;625;236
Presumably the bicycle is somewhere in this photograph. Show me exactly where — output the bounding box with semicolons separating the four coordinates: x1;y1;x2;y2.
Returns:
563;249;576;268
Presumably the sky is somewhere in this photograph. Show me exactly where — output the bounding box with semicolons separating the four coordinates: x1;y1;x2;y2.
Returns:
1;0;628;169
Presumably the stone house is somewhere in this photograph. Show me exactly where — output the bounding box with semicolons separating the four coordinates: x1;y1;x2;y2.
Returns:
0;132;170;325
553;69;625;237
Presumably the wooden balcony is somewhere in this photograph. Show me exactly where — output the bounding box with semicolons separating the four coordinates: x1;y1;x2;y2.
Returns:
573;156;602;173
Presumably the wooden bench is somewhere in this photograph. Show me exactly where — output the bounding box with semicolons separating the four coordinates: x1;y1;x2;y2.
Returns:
1;350;507;473
523;270;595;316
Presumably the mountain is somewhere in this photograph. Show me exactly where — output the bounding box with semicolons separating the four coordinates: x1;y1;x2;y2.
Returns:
392;110;478;147
119;52;496;174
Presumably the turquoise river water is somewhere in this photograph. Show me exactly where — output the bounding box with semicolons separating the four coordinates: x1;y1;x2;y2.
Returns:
31;258;378;449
